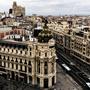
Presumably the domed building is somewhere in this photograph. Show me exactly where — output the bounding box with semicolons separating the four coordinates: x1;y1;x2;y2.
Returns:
35;24;56;88
0;21;56;89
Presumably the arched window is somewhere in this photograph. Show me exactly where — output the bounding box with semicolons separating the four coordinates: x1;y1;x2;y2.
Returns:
20;59;22;63
28;61;31;65
24;60;27;64
30;47;31;51
45;53;47;57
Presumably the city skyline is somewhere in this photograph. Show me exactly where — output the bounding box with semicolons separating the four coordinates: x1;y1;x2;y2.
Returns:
0;0;90;16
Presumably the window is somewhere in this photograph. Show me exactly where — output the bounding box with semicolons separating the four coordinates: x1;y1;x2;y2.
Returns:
20;51;22;54
24;60;27;64
30;48;31;51
25;66;27;72
20;65;22;71
20;59;22;63
29;76;32;82
51;52;52;56
2;61;5;67
8;63;9;68
12;49;13;53
28;61;31;65
4;48;5;51
16;58;18;62
16;64;18;69
29;67;32;73
44;62;48;74
3;56;6;60
37;60;40;73
83;52;85;54
12;63;14;69
8;49;9;52
39;52;41;56
37;77;40;85
30;52;31;56
44;78;48;88
36;46;38;50
28;61;32;73
7;56;9;61
52;76;55;85
45;53;47;57
52;63;54;73
0;55;1;59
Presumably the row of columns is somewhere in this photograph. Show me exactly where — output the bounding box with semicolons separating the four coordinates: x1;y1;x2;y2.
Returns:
37;61;56;75
36;60;56;87
5;70;35;84
39;75;56;88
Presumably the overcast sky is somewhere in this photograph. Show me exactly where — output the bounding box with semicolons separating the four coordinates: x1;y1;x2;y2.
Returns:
0;0;90;15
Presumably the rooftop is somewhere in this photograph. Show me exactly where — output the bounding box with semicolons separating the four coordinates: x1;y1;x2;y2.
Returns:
0;26;12;33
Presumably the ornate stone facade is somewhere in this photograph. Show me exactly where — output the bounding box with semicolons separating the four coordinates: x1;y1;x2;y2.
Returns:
51;24;90;64
70;26;90;64
0;38;56;88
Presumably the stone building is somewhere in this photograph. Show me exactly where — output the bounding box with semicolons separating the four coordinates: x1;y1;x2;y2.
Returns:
9;2;25;17
70;26;90;64
0;26;27;39
48;21;90;65
0;27;56;88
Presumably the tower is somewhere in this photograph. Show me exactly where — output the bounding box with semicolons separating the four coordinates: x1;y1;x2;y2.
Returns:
13;1;17;9
35;22;56;88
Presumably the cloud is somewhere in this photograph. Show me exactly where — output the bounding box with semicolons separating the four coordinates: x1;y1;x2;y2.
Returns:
0;0;90;15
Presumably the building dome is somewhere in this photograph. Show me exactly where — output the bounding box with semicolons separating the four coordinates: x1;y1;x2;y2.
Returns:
38;28;52;43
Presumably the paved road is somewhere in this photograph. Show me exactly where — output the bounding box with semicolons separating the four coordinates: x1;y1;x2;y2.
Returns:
55;64;83;90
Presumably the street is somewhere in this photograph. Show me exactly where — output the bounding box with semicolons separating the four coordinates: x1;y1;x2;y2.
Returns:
55;63;83;90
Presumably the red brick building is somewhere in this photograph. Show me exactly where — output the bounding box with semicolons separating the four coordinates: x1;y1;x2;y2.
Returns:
0;26;26;39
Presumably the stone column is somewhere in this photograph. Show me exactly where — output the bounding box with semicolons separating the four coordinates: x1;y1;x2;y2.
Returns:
54;62;56;74
55;74;56;84
18;65;20;70
32;61;36;85
10;63;12;69
40;62;42;74
49;77;52;87
6;62;8;68
36;61;37;73
32;75;35;85
48;62;51;74
42;62;44;75
18;59;20;70
14;64;16;70
27;75;29;83
22;65;25;71
10;71;12;78
31;61;34;75
40;78;44;87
